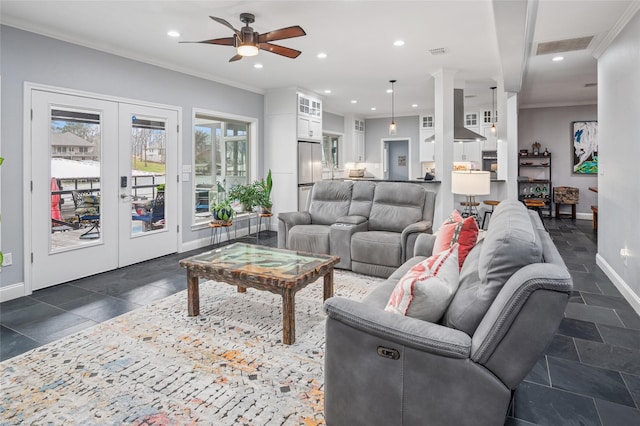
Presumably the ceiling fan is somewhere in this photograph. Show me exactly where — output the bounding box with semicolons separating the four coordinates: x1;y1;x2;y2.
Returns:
182;13;306;62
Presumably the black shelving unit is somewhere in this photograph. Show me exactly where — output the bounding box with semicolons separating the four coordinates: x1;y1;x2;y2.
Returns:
518;153;552;217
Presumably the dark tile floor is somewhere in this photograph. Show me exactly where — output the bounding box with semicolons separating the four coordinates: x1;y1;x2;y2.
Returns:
1;222;639;425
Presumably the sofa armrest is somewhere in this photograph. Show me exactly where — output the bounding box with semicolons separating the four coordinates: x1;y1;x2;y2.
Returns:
335;215;368;226
329;221;368;269
277;211;311;248
278;211;311;226
324;297;471;358
401;220;433;260
414;233;436;257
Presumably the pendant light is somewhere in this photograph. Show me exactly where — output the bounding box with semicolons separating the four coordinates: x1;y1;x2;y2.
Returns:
490;86;497;134
389;80;397;135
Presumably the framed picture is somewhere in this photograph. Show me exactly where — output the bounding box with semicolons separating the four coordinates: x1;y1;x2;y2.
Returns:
572;121;598;174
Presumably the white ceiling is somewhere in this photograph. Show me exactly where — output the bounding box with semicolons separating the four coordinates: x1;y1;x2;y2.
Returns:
1;1;635;118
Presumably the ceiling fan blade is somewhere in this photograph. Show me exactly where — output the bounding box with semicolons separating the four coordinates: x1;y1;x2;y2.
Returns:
179;37;235;46
229;54;243;62
209;16;242;39
260;43;302;59
257;25;306;43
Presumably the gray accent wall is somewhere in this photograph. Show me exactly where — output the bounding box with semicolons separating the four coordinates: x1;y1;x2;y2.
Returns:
518;105;598;215
598;11;640;308
365;115;420;178
0;25;264;289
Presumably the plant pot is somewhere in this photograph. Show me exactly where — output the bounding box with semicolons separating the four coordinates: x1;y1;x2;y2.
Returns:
213;207;233;222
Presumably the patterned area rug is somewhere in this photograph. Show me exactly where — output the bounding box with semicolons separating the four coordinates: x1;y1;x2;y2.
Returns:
0;271;384;425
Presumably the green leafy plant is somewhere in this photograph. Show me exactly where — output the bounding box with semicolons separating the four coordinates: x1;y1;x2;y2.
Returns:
156;183;165;192
210;198;234;222
228;182;260;212
257;169;273;210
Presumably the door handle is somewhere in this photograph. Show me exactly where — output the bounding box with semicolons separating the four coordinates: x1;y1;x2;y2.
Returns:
120;193;131;199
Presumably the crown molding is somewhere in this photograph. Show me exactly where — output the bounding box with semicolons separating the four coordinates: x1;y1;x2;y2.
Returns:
592;1;640;58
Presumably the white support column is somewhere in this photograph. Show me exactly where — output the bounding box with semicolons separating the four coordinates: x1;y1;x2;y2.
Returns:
505;91;519;200
432;68;456;226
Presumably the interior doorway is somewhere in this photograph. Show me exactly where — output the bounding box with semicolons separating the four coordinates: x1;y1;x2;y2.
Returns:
382;139;410;180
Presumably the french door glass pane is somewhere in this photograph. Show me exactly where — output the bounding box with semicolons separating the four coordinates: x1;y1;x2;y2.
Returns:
130;116;166;234
50;108;102;251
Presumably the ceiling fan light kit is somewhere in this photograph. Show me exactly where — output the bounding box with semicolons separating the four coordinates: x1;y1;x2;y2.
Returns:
181;13;306;62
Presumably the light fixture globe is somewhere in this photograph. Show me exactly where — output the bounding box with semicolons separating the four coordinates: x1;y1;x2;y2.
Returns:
237;44;259;57
389;121;397;136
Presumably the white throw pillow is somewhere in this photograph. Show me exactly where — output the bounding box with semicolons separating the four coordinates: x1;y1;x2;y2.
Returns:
384;244;460;321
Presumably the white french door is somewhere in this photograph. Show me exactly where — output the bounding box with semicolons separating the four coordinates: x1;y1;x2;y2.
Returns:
30;89;178;291
117;103;177;266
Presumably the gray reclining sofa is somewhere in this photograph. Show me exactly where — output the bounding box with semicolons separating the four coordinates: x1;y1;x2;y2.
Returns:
278;180;436;278
323;200;573;425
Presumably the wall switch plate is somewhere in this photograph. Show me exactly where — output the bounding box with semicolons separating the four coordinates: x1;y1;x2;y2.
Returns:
2;252;12;266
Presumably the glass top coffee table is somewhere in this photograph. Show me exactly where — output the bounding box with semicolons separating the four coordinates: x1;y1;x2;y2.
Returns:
179;243;340;345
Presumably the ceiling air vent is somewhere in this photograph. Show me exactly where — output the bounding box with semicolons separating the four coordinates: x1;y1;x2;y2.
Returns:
536;36;594;55
429;47;447;55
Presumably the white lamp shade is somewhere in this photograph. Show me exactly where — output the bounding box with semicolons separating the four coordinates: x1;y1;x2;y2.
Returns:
451;171;491;196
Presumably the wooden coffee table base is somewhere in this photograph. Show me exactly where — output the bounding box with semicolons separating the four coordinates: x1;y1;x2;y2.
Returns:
181;244;338;345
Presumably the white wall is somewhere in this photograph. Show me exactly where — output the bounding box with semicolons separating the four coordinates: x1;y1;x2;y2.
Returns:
518;105;598;216
0;25;264;289
597;11;640;310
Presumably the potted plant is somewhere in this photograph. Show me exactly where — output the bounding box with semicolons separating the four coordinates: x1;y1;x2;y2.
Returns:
228;183;260;212
257;169;273;214
210;198;234;223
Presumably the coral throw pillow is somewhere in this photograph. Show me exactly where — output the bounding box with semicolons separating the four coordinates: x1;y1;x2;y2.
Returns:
433;211;479;268
384;244;460;321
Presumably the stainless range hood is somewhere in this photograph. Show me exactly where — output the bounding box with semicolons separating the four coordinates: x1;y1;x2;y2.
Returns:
425;89;487;142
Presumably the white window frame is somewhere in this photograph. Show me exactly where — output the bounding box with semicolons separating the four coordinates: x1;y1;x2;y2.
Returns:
191;108;258;228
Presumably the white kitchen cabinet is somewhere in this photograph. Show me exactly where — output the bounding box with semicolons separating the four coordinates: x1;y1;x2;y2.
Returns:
297;93;322;141
344;115;365;163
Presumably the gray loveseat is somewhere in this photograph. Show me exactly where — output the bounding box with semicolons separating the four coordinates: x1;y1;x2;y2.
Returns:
278;180;436;277
323;200;573;425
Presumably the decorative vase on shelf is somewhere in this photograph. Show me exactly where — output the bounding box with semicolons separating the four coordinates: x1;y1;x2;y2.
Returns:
543;148;550;156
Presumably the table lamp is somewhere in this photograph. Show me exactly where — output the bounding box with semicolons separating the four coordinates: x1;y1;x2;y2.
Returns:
451;170;491;217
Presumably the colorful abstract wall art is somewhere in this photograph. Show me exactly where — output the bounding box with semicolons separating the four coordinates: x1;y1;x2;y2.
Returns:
572;121;598;174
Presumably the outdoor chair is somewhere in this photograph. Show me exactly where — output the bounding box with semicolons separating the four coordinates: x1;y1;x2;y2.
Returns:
132;190;165;230
72;190;101;239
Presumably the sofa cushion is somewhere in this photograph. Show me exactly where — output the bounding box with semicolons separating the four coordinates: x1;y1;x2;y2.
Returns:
308;181;353;225
348;181;376;218
351;231;402;267
384;244;460;321
432;211;479;268
368;182;425;232
288;224;331;254
443;200;543;335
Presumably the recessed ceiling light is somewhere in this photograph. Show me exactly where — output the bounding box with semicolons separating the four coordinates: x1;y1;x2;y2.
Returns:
552;56;564;62
351;100;358;104
324;89;331;94
317;52;327;59
254;63;263;69
371;107;377;111
167;30;180;38
393;40;405;47
411;104;418;108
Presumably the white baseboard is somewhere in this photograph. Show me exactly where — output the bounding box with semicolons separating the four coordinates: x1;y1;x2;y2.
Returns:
0;282;27;302
178;226;267;253
596;253;640;315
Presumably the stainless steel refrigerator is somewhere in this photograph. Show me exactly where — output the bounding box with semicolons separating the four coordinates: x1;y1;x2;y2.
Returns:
298;141;323;211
